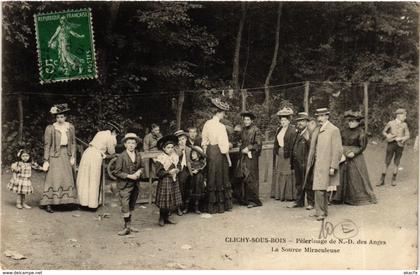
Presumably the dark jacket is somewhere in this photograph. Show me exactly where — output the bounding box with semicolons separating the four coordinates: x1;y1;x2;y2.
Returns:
43;123;76;161
273;125;297;159
113;150;144;189
175;145;193;175
291;127;311;169
239;125;263;158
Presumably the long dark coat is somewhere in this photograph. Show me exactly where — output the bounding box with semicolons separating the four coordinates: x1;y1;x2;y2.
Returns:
235;124;263;205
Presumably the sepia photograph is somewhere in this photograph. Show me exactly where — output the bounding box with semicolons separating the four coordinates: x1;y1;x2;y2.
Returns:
1;0;418;271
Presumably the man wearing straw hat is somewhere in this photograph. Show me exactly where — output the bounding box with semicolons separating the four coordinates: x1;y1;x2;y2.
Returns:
310;108;343;221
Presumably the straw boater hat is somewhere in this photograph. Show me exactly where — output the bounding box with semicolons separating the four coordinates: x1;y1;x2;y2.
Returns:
344;110;364;120
315;108;330;116
240;111;256;120
295;112;310;121
174;130;188;138
395;108;407;115
50;103;70;115
190;145;206;158
121;133;142;144
157;135;179;150
210;98;230;111
276;107;294;117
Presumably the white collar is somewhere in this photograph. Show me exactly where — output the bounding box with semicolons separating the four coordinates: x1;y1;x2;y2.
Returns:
300;127;308;136
320;120;330;132
53;122;69;130
395;118;402;123
212;116;220;122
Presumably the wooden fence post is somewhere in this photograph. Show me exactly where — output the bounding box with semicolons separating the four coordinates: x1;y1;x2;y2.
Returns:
304;81;309;113
363;82;369;133
176;90;185;130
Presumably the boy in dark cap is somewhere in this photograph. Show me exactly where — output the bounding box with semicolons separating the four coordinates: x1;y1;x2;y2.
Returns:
378;108;410;186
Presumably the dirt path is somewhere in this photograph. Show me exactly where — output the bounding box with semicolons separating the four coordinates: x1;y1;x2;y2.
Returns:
1;144;418;269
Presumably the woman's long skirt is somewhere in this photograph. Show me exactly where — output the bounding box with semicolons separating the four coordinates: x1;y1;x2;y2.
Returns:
155;176;183;210
40;147;78;206
333;153;377;205
76;146;103;208
205;145;233;214
271;147;296;201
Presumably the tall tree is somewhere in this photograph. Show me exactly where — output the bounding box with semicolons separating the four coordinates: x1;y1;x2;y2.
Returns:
263;2;283;110
232;2;247;110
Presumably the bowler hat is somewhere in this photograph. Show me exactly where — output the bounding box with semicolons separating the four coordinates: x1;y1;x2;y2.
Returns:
210;98;230;111
50;103;70;115
121;133;142;144
315;108;330;116
240;111;256;120
157;135;179;150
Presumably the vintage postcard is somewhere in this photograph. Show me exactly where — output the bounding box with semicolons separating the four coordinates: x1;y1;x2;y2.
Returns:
1;1;418;271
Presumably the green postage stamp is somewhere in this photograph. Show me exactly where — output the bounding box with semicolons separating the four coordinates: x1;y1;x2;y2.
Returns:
34;8;97;84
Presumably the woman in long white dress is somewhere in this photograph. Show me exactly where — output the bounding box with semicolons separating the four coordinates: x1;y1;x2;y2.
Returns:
77;122;121;209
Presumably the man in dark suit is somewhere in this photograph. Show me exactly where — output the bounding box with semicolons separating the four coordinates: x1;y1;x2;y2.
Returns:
113;133;144;236
186;126;202;147
289;112;311;208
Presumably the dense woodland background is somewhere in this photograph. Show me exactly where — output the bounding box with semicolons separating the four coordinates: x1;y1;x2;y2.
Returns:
2;1;419;165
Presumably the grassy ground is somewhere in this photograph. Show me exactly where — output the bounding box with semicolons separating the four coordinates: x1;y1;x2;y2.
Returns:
1;143;418;269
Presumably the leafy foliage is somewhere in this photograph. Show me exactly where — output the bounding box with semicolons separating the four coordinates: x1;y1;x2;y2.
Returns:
1;2;418;165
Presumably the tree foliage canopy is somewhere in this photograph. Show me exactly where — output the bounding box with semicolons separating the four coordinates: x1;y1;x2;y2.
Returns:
2;1;418;164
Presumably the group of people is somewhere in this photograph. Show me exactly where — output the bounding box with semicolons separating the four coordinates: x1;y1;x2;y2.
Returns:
7;99;411;234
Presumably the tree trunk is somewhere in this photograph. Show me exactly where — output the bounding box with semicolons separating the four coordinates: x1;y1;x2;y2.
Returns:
241;89;247;112
264;3;283;111
176;90;185;130
232;3;247;92
17;94;23;143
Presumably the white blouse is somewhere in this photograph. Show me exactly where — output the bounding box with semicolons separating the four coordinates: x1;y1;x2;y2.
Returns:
89;130;117;156
201;116;230;154
276;126;287;148
53;122;69;145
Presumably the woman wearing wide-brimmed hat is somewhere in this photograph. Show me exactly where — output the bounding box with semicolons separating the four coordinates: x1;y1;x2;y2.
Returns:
77;121;122;209
271;107;298;201
332;110;377;205
40;104;78;213
201;98;233;214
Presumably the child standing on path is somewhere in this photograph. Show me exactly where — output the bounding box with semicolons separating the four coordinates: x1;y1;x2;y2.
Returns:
8;149;41;209
188;146;206;214
113;133;144;236
155;135;183;226
378;108;410;186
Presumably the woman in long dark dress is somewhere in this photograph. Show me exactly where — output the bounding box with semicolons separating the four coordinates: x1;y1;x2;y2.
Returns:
333;111;377;205
41;104;78;213
201;98;233;214
271;107;298;201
